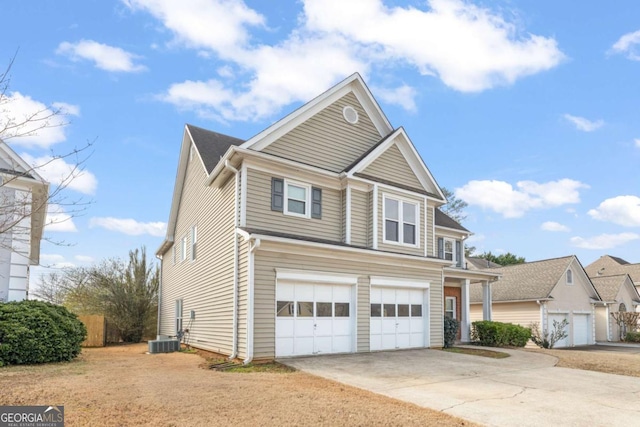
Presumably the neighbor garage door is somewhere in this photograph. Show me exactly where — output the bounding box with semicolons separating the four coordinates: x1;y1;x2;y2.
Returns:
572;314;590;346
370;287;426;351
276;282;354;357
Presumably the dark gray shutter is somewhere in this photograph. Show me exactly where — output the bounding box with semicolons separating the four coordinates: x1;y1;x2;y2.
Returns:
437;238;444;259
456;240;462;267
271;178;284;212
311;187;322;219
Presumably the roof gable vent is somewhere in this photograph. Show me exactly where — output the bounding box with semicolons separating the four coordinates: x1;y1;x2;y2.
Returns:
343;105;359;124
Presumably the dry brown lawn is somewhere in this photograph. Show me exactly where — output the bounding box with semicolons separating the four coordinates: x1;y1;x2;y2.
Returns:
527;347;640;377
0;344;477;426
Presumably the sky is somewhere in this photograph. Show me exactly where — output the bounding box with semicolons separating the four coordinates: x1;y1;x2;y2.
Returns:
2;0;640;293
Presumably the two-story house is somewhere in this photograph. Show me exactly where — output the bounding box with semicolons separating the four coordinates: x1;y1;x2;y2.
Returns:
0;139;48;302
156;73;497;362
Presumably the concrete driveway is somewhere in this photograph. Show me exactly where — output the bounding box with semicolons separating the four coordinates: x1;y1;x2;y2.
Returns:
568;343;640;354
281;348;640;427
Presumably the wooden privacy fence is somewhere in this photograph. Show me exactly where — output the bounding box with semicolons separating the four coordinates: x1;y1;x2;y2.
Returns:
78;315;121;347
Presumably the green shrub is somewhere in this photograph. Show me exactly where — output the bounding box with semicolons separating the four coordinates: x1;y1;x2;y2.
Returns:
443;316;459;348
471;320;530;347
0;300;87;366
625;331;640;343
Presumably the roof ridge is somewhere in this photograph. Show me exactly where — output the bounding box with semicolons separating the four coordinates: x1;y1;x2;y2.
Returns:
484;254;575;271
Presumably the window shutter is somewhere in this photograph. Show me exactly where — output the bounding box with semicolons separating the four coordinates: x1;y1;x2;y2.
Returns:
311;187;322;219
271;178;284;212
456;240;462;267
437;238;444;259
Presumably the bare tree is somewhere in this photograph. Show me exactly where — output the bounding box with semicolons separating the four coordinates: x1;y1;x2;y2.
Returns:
0;53;93;255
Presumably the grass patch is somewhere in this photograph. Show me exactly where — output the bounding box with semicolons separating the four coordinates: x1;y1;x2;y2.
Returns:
443;347;510;359
225;362;296;373
179;348;198;354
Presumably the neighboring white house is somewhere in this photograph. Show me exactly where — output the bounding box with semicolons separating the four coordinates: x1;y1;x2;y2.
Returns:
0;139;48;302
470;256;601;348
591;274;640;342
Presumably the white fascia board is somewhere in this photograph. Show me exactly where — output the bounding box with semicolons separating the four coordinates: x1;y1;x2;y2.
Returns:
0;139;47;182
353;175;440;202
276;268;358;285
240;73;392;152
435;226;470;239
157;127;193;255
370;276;430;289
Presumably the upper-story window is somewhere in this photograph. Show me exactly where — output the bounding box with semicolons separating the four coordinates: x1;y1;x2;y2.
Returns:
438;237;462;267
271;177;322;219
181;235;187;261
383;195;418;246
566;269;573;284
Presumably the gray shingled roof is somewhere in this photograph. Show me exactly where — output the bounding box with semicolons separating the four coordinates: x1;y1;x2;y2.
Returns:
585;256;640;284
470;256;575;303
434;208;469;232
186;124;244;174
590;274;627;302
466;256;502;270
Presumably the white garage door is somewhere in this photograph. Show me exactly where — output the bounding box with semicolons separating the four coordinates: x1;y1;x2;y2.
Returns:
548;314;569;348
573;314;590;346
276;283;353;357
370;287;426;351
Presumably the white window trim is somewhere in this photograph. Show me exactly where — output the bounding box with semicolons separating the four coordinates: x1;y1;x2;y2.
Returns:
445;296;457;319
175;299;183;334
370;276;430;289
276;268;358;285
190;225;197;262
443;237;456;263
566;269;573;285
382;194;420;248
283;179;312;219
181;235;187;262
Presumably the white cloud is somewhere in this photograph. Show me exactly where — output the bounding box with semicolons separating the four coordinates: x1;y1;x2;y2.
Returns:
588;195;640;227
611;29;640;61
0;92;79;148
456;178;588;218
89;217;167;236
634;138;640;148
371;85;417;112
21;153;97;195
563;114;604;132
56;40;146;72
570;233;639;250
541;221;570;232
124;0;564;121
45;204;77;232
75;255;94;263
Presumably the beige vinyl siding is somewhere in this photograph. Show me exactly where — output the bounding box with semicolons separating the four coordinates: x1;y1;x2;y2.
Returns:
350;189;369;247
595;306;609;342
470;301;541;327
362;144;423;190
159;155;236;355
245;168;342;241
426;204;434;257
377;188;424;257
367;190;374;247
253;245;443;359
357;276;370;352
261;93;381;172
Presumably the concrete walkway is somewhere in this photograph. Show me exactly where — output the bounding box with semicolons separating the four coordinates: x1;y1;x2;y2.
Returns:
282;348;640;427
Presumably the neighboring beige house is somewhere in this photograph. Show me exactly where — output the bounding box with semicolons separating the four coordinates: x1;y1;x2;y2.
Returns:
591;274;640;342
155;73;497;362
0;139;48;302
585;255;640;295
470;256;601;348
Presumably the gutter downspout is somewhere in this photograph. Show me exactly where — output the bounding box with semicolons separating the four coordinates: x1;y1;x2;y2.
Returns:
156;254;163;339
244;238;261;365
224;160;240;360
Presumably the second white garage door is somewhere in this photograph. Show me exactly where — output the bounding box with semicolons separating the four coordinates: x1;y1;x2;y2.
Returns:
370;287;427;351
572;314;590;346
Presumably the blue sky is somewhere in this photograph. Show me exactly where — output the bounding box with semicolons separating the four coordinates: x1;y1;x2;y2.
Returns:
2;0;640;291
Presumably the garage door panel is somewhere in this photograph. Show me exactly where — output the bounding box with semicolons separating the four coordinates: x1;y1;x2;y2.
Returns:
334;318;351;335
295;337;314;355
573;314;589;346
314;285;332;301
277;283;294;300
276;338;294;357
396;289;410;304
370;286;428;351
333;286;351;301
548;314;569;348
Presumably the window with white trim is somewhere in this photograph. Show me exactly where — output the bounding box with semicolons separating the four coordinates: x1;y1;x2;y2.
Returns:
285;181;310;217
566;269;573;284
181;235;187;261
444;238;455;262
190;225;197;261
383;196;418;246
175;299;183;334
445;297;456;319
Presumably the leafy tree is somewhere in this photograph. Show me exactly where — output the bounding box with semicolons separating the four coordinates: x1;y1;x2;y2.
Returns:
476;251;525;266
440;187;468;223
34;246;159;343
